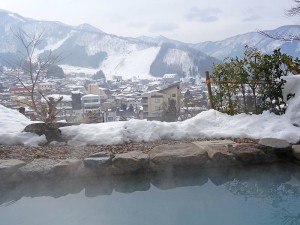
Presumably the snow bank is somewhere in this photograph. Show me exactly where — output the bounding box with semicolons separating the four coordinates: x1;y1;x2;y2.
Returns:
62;109;300;146
0;75;300;146
282;75;300;126
61;75;300;146
0;105;46;146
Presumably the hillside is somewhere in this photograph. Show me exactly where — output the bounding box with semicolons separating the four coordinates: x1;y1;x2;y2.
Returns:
0;9;218;79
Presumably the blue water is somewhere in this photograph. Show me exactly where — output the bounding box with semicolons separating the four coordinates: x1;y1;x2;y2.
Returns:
0;163;300;225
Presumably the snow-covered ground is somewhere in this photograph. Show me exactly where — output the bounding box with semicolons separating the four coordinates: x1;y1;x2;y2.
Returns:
0;105;46;146
1;75;300;147
60;64;99;75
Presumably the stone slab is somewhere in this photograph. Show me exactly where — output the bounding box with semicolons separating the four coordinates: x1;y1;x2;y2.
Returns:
17;159;59;178
112;151;149;174
193;140;238;148
83;152;114;170
0;159;26;177
149;143;209;171
258;138;292;156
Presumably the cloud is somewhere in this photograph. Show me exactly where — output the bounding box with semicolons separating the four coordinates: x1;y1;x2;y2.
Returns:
243;15;261;22
243;5;264;22
127;21;147;28
185;7;222;23
149;22;179;32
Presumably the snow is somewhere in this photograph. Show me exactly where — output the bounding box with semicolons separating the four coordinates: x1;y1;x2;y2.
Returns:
0;105;46;146
59;64;99;75
36;34;72;55
0;75;300;146
163;49;194;75
100;47;160;80
8;13;26;22
46;94;72;102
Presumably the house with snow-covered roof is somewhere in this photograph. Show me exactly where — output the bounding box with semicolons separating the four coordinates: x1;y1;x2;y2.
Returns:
141;82;180;120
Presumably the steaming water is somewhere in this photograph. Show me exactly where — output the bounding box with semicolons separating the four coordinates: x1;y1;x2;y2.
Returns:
0;163;300;225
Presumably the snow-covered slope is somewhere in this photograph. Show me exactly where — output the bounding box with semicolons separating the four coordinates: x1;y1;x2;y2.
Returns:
194;25;300;59
100;47;160;79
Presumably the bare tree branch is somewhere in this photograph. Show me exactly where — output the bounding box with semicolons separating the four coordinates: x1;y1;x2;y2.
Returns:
258;1;300;41
286;0;300;16
2;28;65;123
257;30;300;41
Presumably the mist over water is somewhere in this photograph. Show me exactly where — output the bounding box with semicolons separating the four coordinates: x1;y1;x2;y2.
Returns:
0;163;300;225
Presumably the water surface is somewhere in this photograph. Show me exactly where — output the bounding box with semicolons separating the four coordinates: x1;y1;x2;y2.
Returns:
0;163;299;225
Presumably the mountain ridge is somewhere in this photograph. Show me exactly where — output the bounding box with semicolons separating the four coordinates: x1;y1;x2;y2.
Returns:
0;9;299;79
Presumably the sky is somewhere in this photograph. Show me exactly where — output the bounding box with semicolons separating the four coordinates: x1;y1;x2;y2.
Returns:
0;0;298;43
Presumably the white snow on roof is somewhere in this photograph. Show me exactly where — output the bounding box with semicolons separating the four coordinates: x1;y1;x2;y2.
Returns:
163;74;177;78
46;94;72;102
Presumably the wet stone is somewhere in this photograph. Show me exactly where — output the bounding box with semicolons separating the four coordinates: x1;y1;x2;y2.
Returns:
83;152;114;170
0;159;26;178
149;143;209;171
258;138;292;156
112;151;149;174
17;159;59;178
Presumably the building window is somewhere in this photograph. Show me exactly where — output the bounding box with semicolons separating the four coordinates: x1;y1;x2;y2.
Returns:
155;98;160;103
172;94;176;97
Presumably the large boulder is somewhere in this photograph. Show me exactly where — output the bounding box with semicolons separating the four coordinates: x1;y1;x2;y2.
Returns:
258;138;292;157
111;151;149;174
149;143;209;172
0;159;26;178
17;159;59;179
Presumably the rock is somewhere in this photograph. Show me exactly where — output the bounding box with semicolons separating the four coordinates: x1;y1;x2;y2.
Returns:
24;122;77;143
111;151;149;174
206;147;237;167
258;138;292;156
0;159;26;178
230;144;275;164
17;159;59;178
149;143;209;171
292;145;300;160
53;159;82;176
83;152;114;171
193;140;238;148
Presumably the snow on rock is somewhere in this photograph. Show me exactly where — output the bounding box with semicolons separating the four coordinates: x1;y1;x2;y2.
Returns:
0;105;46;146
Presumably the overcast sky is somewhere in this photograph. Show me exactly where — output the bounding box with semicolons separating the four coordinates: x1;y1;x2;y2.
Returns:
0;0;298;43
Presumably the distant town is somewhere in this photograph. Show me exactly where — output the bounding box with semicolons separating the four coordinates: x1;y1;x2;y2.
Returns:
0;67;209;123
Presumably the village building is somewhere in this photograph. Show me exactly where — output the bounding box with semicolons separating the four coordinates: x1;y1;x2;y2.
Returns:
141;82;180;120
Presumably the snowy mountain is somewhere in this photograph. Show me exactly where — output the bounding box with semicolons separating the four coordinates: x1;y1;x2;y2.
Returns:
193;25;300;60
0;9;218;79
